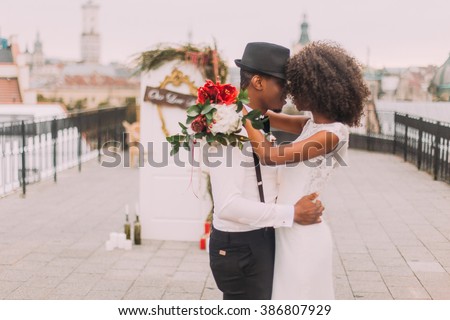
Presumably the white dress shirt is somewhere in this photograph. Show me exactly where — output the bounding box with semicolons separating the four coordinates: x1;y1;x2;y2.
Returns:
207;106;294;232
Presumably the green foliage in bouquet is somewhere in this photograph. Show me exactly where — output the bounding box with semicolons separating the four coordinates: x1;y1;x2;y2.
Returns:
166;80;268;156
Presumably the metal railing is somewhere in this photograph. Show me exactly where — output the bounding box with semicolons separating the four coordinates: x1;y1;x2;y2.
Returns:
0;106;127;197
349;112;450;183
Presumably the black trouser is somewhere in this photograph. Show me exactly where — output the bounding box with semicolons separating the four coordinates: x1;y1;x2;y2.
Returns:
209;226;275;300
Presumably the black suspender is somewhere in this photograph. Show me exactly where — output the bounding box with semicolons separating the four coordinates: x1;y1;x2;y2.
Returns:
252;117;270;203
253;152;265;203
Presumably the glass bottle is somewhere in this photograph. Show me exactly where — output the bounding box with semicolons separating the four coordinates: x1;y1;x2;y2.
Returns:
134;214;141;245
124;205;131;240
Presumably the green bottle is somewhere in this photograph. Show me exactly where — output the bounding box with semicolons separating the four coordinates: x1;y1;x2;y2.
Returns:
134;214;141;245
124;205;131;240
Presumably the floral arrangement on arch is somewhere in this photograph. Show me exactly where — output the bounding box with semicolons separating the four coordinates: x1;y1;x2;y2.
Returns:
167;80;267;155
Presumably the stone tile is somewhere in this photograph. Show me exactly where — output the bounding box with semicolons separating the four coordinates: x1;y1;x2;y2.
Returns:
204;275;218;289
335;287;355;300
119;251;153;262
85;290;126;300
0;269;33;282
353;292;393;300
55;281;94;296
23;276;64;288
141;266;177;277
35;266;73;278
21;253;55;263
85;254;122;266
397;246;436;261
201;287;223;300
7;286;52;299
371;257;408;267
182;253;209;263
160;241;192;250
342;260;378;272
103;269;140;281
11;260;47;271
123;286;164;300
382;275;422;287
177;262;210;273
166;280;205;294
133;275;170;288
368;249;402;259
349;281;389;293
59;249;95;259
147;257;182;267
0;255;27;265
426;287;450;299
389;287;431;299
378;266;415;277
407;261;446;273
0;281;23;294
346;271;383;282
172;271;208;282
154;249;186;258
93;279;134;292
75;263;110;274
429;250;450;266
63;272;102;284
112;259;147;271
162;292;201;300
46;293;86;300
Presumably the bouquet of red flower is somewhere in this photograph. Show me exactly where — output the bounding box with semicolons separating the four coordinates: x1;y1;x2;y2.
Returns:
167;80;266;155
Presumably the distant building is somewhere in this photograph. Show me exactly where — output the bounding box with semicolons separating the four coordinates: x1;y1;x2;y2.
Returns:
395;66;435;101
0;38;21;104
293;14;311;54
0;36;34;104
36;72;139;110
364;66;436;102
81;0;101;64
363;67;383;100
429;54;450;101
32;31;45;68
24;0;139;111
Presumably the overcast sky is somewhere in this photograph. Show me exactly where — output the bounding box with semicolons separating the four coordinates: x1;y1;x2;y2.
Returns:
1;0;449;68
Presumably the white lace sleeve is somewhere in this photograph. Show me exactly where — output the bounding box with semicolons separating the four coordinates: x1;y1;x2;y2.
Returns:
303;123;349;195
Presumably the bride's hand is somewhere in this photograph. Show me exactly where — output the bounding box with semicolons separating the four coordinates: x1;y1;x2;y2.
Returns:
293;193;324;225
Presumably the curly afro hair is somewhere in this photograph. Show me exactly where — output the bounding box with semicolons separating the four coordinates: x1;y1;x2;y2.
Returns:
287;41;370;127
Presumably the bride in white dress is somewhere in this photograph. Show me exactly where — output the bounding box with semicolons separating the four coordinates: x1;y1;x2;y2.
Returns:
243;41;370;299
273;120;348;299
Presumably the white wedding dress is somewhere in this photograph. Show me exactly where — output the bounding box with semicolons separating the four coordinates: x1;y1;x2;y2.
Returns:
271;119;349;300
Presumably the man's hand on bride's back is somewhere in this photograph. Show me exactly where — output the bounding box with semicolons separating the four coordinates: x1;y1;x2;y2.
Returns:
293;193;324;225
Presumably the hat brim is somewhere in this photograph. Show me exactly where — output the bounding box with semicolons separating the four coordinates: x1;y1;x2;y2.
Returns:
234;59;286;80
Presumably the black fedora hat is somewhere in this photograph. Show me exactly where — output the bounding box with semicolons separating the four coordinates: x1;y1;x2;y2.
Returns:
235;42;290;80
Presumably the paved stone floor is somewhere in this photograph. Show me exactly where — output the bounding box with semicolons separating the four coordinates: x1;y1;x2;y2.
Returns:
0;150;449;300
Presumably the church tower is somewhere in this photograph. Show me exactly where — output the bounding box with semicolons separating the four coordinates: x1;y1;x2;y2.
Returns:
80;0;101;64
293;14;311;54
32;31;44;68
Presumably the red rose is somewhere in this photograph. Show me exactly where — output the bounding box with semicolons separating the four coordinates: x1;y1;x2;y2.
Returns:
190;115;207;133
197;80;220;104
218;84;238;105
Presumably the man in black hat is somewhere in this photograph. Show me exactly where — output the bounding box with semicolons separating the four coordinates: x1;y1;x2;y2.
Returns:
208;42;324;300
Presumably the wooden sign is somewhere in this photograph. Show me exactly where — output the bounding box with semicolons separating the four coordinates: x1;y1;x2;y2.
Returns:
144;86;196;109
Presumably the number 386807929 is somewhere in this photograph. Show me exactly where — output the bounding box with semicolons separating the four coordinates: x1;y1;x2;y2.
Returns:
260;304;332;316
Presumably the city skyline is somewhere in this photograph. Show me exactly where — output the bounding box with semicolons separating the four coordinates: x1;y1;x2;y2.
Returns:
1;0;449;68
